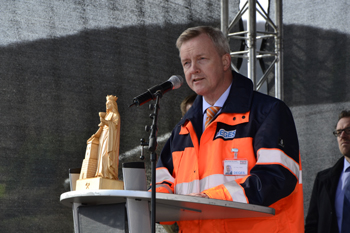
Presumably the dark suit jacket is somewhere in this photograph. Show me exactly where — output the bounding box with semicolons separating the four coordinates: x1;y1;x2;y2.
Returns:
305;157;344;233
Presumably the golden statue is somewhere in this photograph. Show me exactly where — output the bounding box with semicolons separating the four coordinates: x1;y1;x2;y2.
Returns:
93;95;120;179
76;95;123;190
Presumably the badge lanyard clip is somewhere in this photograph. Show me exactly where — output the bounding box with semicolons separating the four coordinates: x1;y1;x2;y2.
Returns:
231;148;238;159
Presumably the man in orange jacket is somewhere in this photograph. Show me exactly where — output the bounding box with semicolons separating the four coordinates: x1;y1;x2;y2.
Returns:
155;26;304;233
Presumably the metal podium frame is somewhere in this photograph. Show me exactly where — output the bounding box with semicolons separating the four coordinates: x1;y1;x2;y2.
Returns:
64;164;274;233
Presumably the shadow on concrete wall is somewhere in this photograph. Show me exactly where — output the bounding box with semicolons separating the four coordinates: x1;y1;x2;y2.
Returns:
284;24;350;106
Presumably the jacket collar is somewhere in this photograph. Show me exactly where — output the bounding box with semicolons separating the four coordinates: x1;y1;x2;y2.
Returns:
328;157;345;179
222;71;253;113
321;157;344;200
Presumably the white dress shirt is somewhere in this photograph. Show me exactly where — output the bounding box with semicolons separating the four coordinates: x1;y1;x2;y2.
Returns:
202;83;232;131
335;157;350;232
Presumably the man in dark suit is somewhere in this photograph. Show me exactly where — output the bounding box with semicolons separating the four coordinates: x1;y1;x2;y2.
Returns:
305;110;350;233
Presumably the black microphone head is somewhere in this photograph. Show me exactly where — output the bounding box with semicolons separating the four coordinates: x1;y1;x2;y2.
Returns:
168;75;183;90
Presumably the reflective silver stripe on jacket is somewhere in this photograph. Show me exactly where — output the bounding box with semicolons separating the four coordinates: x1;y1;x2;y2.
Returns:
155;184;173;194
224;181;248;203
156;168;175;183
175;174;244;194
175;179;200;194
257;149;301;182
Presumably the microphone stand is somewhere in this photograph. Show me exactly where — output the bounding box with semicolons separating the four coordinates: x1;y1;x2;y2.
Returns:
140;90;162;233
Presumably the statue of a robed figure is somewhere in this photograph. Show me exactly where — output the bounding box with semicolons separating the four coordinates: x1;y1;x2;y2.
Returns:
76;95;123;190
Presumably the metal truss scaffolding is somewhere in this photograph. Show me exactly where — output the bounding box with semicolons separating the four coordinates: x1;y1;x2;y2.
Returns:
221;0;283;99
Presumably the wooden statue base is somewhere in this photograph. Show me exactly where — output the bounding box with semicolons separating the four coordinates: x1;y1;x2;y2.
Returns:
76;177;124;191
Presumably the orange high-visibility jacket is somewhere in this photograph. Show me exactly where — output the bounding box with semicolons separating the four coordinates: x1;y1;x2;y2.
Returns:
155;72;304;233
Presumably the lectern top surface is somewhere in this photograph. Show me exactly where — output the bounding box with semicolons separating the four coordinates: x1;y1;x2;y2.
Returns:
60;190;274;221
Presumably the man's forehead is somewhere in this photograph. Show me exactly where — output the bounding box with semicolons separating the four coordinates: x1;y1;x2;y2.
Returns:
180;35;214;54
337;117;350;129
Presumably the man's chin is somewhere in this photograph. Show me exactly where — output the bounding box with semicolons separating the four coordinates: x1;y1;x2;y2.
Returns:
340;145;350;157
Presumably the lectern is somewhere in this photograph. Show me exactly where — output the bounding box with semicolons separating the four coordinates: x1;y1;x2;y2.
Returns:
61;162;275;233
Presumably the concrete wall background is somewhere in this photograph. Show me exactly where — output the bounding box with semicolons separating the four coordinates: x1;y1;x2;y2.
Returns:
0;0;349;232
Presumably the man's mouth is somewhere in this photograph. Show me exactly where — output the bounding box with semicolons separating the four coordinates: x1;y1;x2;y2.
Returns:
341;141;350;146
193;77;204;82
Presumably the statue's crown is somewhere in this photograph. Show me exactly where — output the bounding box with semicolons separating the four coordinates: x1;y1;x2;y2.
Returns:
106;95;118;102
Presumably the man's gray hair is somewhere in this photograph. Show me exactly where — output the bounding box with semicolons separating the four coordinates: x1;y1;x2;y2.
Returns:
176;26;230;56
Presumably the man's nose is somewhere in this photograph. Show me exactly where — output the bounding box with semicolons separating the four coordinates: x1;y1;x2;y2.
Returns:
189;63;200;74
340;130;348;138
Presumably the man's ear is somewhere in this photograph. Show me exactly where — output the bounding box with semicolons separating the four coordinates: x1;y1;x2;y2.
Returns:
222;53;231;71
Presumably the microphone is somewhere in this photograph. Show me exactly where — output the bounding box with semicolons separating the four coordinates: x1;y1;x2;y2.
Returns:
129;75;184;107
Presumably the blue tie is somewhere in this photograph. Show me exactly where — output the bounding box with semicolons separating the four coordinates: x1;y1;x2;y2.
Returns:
341;169;350;233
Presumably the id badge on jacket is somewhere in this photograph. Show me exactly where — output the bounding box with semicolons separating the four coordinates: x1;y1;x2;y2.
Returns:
223;148;248;176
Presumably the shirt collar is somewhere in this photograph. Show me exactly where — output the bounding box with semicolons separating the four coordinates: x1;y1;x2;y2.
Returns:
344;157;350;172
202;83;232;114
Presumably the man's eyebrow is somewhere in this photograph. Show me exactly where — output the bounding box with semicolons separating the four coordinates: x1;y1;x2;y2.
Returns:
180;58;189;63
181;53;206;60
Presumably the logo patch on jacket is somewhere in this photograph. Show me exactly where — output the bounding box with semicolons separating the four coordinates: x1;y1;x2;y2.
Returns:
215;129;236;140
